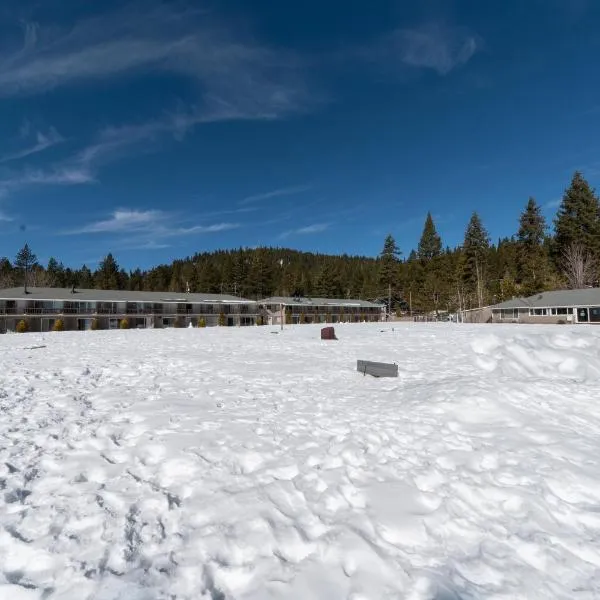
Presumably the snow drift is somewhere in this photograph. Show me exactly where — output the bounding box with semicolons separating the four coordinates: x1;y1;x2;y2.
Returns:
1;323;600;599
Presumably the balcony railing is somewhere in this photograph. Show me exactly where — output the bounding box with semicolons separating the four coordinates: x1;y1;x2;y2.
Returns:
1;306;259;317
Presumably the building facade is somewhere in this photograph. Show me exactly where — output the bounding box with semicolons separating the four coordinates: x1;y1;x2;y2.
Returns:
490;288;600;324
260;296;385;325
0;287;258;332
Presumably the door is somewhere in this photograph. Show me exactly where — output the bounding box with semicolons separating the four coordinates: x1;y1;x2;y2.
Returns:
577;308;589;323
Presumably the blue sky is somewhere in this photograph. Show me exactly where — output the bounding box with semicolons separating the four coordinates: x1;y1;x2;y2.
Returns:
1;0;600;270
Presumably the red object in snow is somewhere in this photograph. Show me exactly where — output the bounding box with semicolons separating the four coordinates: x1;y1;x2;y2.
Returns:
321;326;337;340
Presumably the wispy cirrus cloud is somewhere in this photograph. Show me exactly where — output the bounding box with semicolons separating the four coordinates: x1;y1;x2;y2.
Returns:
64;208;240;248
543;198;561;210
279;222;329;239
240;185;311;205
364;22;480;76
0;164;93;199
0;3;323;201
0;125;63;163
0;3;314;120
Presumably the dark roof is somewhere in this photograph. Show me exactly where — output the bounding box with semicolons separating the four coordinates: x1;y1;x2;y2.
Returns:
491;297;532;309
0;287;255;304
491;288;600;309
261;296;384;308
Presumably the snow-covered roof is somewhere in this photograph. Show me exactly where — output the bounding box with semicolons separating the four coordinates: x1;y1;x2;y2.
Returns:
0;287;256;304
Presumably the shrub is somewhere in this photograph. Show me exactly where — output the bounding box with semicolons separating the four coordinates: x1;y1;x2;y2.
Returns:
16;319;28;333
119;318;130;330
52;319;65;332
91;318;100;331
198;318;206;328
285;309;292;325
174;317;185;328
299;313;307;324
218;312;226;327
557;319;566;325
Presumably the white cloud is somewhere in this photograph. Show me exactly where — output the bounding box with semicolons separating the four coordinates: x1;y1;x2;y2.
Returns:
0;5;320;199
0;4;313;122
65;208;240;242
177;223;240;234
70;209;163;234
0;210;13;222
543;198;561;210
0;126;63;163
0;165;93;198
367;23;480;75
240;185;311;205
279;222;329;238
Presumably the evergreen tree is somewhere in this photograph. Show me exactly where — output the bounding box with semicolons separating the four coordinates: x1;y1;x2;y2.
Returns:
129;268;144;291
314;261;342;298
14;243;38;293
516;197;549;294
95;253;120;290
47;257;66;287
462;212;490;307
196;261;221;294
78;265;94;289
378;234;401;292
0;257;15;288
247;248;273;299
554;171;600;261
418;212;442;261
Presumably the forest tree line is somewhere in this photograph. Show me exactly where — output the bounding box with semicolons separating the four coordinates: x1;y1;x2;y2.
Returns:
2;171;599;314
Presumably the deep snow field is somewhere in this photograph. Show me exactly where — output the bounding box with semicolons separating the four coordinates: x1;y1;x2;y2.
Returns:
1;322;600;600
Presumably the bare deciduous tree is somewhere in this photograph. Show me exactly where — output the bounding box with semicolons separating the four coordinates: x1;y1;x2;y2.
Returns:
562;243;596;289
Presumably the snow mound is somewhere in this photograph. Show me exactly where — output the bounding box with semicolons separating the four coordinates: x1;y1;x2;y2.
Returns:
1;323;600;599
471;330;600;381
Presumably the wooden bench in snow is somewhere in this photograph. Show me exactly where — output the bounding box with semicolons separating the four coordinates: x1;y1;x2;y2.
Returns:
357;359;398;378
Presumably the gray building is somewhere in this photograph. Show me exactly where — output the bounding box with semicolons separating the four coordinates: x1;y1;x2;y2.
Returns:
260;296;385;325
0;287;258;332
490;288;600;324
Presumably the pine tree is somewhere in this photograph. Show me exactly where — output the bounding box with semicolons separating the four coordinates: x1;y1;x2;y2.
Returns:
516;197;548;294
462;213;490;307
0;257;15;288
95;253;120;290
554;171;600;261
47;257;66;287
314;261;342;298
378;234;401;291
78;265;94;289
14;243;38;293
418;213;442;261
247;248;274;299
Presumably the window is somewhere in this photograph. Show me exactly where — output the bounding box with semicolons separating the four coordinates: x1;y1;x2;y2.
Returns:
550;307;570;316
529;308;547;316
501;308;518;319
590;307;600;323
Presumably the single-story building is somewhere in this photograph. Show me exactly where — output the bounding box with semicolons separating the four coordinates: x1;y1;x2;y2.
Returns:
0;287;258;332
260;296;385;325
490;288;600;324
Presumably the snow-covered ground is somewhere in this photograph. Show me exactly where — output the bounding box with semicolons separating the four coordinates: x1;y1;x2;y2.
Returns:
1;323;600;599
